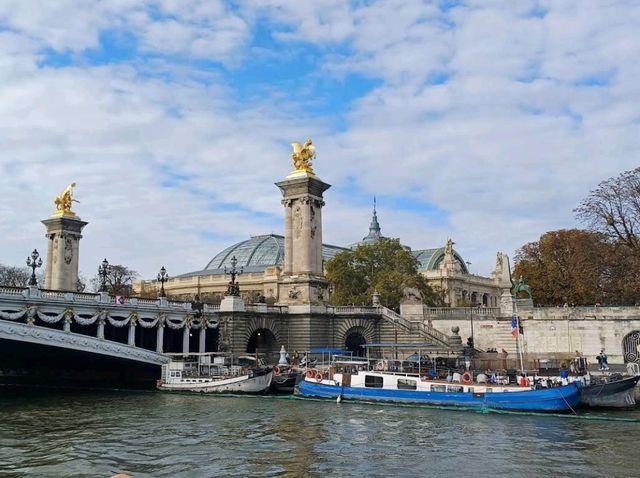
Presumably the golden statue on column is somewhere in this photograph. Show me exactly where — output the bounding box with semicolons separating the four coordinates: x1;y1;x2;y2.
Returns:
290;139;316;175
53;182;79;217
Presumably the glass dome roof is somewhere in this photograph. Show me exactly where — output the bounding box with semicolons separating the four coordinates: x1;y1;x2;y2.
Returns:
203;234;348;272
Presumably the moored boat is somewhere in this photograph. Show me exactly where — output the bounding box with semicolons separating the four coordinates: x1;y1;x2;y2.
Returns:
580;374;639;408
294;346;582;412
158;353;273;394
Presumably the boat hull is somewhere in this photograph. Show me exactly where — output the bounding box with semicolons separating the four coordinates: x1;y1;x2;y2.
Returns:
270;370;302;394
296;379;581;412
159;370;273;394
580;375;639;408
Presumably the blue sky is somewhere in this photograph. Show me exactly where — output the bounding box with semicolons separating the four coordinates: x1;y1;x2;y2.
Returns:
0;0;639;280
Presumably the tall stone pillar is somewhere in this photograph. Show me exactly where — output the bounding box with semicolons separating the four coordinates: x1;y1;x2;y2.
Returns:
41;211;88;291
276;158;331;305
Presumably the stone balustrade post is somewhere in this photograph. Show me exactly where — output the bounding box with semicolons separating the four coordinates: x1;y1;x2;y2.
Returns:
156;322;164;353
182;325;190;355
97;318;105;339
199;326;206;353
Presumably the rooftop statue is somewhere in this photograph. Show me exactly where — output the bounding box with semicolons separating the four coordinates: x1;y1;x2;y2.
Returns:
54;182;79;216
291;139;315;175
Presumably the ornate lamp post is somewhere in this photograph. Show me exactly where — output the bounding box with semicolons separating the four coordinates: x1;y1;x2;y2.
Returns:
224;255;243;296
98;258;110;293
157;266;169;298
26;249;42;287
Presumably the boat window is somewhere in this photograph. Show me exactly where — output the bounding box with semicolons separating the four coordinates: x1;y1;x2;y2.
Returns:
397;378;417;390
431;384;446;392
447;385;464;393
365;375;384;388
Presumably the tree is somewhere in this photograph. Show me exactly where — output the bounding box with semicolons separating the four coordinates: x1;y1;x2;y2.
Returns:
575;166;640;250
0;264;31;287
90;265;138;295
513;229;640;306
325;238;441;310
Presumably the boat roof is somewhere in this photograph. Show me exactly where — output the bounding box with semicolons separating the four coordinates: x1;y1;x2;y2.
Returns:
363;343;438;348
308;347;349;354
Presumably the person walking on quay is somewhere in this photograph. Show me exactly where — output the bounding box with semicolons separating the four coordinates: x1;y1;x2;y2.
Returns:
597;349;609;371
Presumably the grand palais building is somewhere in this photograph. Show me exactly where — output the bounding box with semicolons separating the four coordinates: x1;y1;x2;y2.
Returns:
138;205;506;308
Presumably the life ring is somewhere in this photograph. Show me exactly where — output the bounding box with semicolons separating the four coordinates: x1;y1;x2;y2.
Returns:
274;366;282;376
461;372;473;384
306;369;315;379
315;372;323;383
519;376;529;387
376;360;385;371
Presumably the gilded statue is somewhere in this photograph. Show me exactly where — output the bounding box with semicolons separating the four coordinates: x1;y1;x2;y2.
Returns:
291;139;316;174
54;182;79;215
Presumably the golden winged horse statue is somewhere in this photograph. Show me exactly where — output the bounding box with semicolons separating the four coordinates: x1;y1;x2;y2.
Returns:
291;139;316;174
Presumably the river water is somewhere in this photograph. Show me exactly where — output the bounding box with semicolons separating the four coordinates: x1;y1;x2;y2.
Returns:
0;390;639;478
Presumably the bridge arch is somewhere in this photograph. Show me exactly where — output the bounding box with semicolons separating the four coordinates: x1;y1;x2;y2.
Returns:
622;330;640;363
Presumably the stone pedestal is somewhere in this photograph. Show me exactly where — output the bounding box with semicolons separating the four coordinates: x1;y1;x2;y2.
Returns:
41;214;88;291
220;295;245;312
276;171;331;304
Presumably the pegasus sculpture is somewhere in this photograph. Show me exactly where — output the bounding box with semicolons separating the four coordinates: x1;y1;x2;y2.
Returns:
291;139;316;174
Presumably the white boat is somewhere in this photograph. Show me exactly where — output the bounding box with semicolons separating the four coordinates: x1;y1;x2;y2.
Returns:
158;353;273;394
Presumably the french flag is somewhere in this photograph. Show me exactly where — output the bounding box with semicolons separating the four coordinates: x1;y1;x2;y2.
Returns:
511;316;519;337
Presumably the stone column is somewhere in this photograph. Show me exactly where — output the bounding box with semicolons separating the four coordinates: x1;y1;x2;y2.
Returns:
156;322;165;353
283;199;293;275
128;320;136;346
182;325;190;355
41;214;88;291
97;318;105;339
199;326;206;353
275;172;331;304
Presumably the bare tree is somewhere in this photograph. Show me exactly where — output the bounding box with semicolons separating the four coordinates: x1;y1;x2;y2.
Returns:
575;167;640;249
90;265;138;295
0;264;31;287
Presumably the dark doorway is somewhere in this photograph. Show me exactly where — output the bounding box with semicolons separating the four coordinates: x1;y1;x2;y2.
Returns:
345;332;366;356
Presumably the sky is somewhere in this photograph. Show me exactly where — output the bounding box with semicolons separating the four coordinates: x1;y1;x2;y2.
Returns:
1;0;639;282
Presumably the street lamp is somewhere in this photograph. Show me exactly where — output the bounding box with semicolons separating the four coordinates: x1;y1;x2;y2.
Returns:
26;249;42;287
157;266;169;298
224;255;243;296
98;258;110;292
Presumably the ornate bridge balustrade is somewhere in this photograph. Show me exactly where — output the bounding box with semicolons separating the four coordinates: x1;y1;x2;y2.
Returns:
0;286;219;364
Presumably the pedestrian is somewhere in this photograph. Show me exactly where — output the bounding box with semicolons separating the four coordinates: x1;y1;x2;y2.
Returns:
597;349;609;370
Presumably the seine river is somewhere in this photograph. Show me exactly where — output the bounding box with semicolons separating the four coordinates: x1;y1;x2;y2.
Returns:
1;390;639;478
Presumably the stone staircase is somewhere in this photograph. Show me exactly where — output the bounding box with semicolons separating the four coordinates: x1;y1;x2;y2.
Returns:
491;319;519;355
378;306;450;347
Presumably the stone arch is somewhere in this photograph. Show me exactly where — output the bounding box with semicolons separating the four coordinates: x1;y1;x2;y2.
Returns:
242;316;283;353
335;317;377;356
622;330;640;363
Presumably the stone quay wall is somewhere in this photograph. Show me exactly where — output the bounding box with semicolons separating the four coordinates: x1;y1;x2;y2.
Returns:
426;306;640;365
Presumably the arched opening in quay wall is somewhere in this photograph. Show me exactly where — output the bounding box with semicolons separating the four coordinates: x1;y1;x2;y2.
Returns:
344;326;367;357
246;328;278;356
623;331;640;363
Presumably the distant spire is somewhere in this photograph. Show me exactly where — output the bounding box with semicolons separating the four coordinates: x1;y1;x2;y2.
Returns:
362;197;382;243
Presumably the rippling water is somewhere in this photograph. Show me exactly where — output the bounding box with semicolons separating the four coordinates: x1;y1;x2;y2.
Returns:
0;389;639;478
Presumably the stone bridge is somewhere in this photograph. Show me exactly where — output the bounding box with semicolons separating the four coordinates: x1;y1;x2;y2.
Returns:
0;286;221;365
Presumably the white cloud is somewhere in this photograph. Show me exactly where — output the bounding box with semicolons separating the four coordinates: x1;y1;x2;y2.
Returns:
1;0;640;282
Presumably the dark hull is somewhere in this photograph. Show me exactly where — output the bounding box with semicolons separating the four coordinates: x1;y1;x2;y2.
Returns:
581;375;639;408
270;371;302;394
